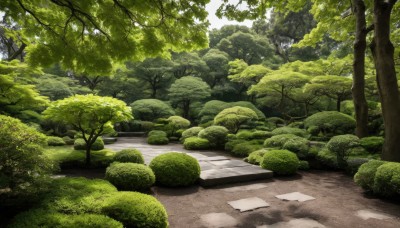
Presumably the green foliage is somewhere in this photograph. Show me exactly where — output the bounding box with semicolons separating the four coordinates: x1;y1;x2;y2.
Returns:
147;131;169;145
261;150;299;175
298;160;310;170
373;162;400;197
198;126;229;148
114;149;144;164
0;115;54;205
9;209;123;228
232;142;263;157
271;127;309;138
263;134;302;148
149;152;200;187
47;136;66;146
181;127;204;142
105;163;155;191
354;160;387;192
236;130;254;140
251;130;273;139
247;149;269;165
130;99;175;121
304;111;356;136
62;136;75;145
316;149;338;169
282;137;310;159
102;192;168;228
214;106;258;133
184;137;210;150
346;158;369;176
326;134;360;168
360;136;384;154
167;116;191;133
224;139;246;152
74;138;104;151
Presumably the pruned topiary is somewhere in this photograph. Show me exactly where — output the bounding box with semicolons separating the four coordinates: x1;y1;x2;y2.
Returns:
198;126;229;149
105;163;155;191
261;150;299;175
304;111;356;136
114;149;144;164
183;137;210;150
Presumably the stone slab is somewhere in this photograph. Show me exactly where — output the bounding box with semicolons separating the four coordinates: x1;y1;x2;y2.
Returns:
200;166;273;187
228;197;270;212
257;218;326;228
200;212;238;228
275;192;315;202
198;156;230;162
222;183;268;192
209;160;252;168
356;209;394;220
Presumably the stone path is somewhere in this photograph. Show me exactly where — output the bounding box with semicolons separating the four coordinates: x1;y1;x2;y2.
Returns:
106;137;273;187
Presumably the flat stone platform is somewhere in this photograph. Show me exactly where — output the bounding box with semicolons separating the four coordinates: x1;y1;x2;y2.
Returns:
106;137;273;187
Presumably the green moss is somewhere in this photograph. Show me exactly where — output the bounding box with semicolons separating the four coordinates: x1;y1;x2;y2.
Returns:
105;163;155;191
114;149;144;164
261;150;299;175
149;152;200;187
184;137;210;150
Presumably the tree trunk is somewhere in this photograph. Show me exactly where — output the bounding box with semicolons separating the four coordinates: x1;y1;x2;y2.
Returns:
336;98;341;112
352;0;370;138
85;145;91;166
182;100;190;120
370;0;400;162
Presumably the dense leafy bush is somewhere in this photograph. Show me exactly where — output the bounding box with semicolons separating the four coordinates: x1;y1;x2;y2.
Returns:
251;130;273;139
114;149;144;164
102;192;168;228
282;137;310;159
263;134;302;148
149;152;200;187
304;111;356;136
261;150;299;175
181;127;204;142
224;139;246;152
47;136;67;146
316;149;338;169
231;142;263;157
130;99;175;121
198;126;229;148
74;138;104;151
0;115;55;206
45;147;115;168
184;137;210;150
148;130;168;137
214;106;258;133
236;130;254;140
271;127;309;138
298;160;310;170
9;209;123;228
373;162;400;197
326;134;359;168
266;117;285;127
360;136;384;154
167;115;190;135
62;136;75;145
247;149;269;165
346;158;369;175
147;130;169;145
105;163;155;191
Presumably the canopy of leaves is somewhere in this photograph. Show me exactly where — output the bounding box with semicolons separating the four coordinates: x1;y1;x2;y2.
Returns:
214;106;258;133
168;76;211;104
130;99;174;121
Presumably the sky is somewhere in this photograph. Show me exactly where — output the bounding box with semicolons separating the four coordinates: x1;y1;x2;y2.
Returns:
206;0;254;30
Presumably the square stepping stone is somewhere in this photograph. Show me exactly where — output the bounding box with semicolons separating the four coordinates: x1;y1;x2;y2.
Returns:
209;160;252;168
198;156;229;162
200;212;238;228
228;197;270;212
356;209;394;220
275;192;315;202
257;218;325;228
222;183;268;192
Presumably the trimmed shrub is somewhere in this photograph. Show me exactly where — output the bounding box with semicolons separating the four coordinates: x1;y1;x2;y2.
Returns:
214;106;258;133
271;127;309;138
184;137;210;150
9;209;123;228
130;99;175;121
251;130;273;140
198;126;229;148
47;136;66;146
114;149;144;164
147;130;169;145
326;134;360;167
74;138;104;151
247;149;269;165
354;160;386;192
266;117;285;126
148;130;168;137
102;192;168;228
316;149;338;169
263;134;302;148
287;121;304;128
261;150;299;175
224;139;246;152
304;111;356;136
282;137;310;159
231;142;263;157
236;130;254;140
181;127;204;142
105;163;155;191
346;158;369;175
149;152;200;187
360;136;384;154
62;136;75;145
299;160;310;170
373;162;400;197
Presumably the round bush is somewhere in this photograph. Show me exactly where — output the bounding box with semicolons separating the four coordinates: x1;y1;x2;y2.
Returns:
102;192;168;228
9;209;123;228
62;136;75;145
247;149;269;165
184;137;210;150
47;136;66;146
346;158;369;175
74;138;104;150
147;135;169;145
231;143;263;157
105;163;155;191
251;130;273;139
261;150;299;175
224;139;246;152
298;160;310;170
282;137;310;159
149;152;200;187
271;127;309;138
114;149;144;164
130;99;175;121
263;134;302;148
181;127;204;142
316;149;338;169
354;160;387;191
326;134;359;167
236;130;254;140
360;136;384;154
198;126;229;148
148;130;168;137
373;162;400;197
304;111;356;136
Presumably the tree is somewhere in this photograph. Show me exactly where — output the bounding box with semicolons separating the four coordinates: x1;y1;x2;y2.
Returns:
171;52;208;79
168;76;211;120
0;0;209;74
201;49;230;88
214;106;258;133
43;94;132;166
130;99;175;121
